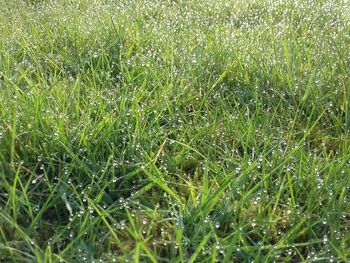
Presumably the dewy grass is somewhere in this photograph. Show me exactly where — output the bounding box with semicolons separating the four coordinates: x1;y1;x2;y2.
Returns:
0;0;350;262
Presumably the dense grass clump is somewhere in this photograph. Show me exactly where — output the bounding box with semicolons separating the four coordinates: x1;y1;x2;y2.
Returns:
1;0;350;262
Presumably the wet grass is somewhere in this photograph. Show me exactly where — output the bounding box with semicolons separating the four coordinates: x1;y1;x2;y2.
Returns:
0;0;350;262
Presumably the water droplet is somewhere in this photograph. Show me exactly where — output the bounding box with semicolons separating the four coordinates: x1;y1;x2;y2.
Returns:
252;219;257;227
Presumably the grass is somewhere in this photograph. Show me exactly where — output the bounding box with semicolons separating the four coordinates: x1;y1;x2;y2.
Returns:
0;0;350;262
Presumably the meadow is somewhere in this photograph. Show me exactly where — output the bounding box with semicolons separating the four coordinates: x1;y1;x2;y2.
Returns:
0;0;350;262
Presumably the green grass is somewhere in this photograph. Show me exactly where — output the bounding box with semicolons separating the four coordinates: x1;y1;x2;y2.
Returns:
0;0;350;262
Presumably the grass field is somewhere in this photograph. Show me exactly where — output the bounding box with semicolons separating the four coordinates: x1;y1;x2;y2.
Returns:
1;0;350;262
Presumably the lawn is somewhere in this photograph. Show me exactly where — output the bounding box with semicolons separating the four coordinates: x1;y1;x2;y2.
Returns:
0;0;350;262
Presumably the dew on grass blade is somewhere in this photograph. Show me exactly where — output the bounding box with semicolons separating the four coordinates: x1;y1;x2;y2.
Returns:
252;219;257;228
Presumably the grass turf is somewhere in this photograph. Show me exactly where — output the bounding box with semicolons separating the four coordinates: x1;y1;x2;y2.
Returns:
0;0;350;262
